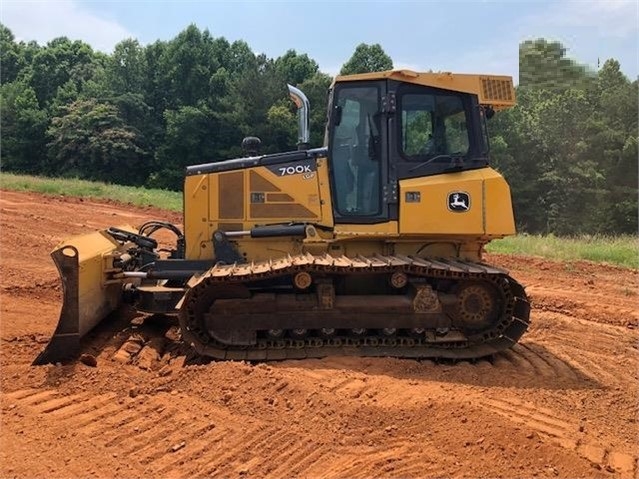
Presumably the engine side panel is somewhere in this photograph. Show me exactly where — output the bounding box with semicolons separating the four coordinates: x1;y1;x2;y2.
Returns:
398;167;515;238
184;157;334;260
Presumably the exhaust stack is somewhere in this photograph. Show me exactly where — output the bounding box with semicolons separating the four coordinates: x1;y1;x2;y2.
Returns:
287;84;310;150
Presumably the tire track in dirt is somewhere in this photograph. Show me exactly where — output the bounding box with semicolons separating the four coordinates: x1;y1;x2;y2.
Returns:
481;397;574;438
157;429;234;478
212;432;302;474
529;286;639;328
79;402;163;438
530;313;638;388
476;397;637;477
5;389;241;477
195;426;290;477
295;345;637;477
137;421;219;468
518;343;567;377
492;342;585;386
521;342;582;380
264;437;323;478
47;393;119;418
1;385;458;479
103;407;180;448
505;345;555;377
4;327;634;478
561;351;622;385
315;443;442;479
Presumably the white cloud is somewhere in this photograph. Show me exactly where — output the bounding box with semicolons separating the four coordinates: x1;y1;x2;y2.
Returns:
526;0;638;38
1;0;134;52
412;48;518;80
392;61;424;72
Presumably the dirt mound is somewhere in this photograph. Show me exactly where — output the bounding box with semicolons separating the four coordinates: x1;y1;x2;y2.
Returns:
1;189;637;478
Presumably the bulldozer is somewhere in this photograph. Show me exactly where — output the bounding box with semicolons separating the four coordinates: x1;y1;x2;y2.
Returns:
34;69;530;364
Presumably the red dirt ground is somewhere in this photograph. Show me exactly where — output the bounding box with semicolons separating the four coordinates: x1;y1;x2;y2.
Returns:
1;189;637;479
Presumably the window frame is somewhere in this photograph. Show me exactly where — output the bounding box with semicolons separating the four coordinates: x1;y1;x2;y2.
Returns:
327;80;389;223
397;85;473;162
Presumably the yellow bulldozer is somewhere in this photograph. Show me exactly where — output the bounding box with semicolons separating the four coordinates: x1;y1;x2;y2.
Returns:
35;69;530;364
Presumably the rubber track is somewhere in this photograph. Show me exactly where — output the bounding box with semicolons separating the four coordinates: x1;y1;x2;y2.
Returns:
179;253;531;360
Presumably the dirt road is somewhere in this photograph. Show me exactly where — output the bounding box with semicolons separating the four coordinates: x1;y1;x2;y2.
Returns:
1;190;637;478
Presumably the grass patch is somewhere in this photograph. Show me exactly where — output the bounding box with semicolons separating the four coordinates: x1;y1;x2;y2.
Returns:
0;172;182;212
487;234;638;269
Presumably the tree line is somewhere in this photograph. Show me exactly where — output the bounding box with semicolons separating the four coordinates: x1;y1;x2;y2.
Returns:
493;40;637;235
1;25;636;234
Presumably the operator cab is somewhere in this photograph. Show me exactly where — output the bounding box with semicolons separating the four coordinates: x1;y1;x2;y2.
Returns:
327;74;490;224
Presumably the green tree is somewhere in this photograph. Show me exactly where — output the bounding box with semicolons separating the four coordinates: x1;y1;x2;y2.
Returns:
107;39;147;95
47;99;147;184
592;60;638;233
607;136;638;232
489;88;549;232
492;40;638;235
152;105;233;190
0;24;24;84
274;49;319;85
230;52;290;148
519;39;594;91
49;80;79;116
142;39;170;122
340;43;393;75
228;40;257;76
28;37;101;108
265;103;296;152
160;24;219;107
0;81;48;172
597;59;637;130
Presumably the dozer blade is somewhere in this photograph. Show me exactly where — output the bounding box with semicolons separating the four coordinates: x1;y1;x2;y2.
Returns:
33;228;133;365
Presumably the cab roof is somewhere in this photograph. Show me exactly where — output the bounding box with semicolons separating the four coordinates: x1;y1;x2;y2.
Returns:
334;69;516;111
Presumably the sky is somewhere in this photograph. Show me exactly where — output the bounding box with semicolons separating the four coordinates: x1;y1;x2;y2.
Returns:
2;0;638;82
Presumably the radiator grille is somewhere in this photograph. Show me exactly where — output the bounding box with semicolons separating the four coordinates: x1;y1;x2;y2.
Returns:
480;78;514;102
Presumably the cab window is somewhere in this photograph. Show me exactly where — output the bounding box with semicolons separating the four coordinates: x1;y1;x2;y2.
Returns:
401;92;469;159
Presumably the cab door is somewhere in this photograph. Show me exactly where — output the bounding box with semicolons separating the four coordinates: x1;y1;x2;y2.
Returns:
327;80;396;225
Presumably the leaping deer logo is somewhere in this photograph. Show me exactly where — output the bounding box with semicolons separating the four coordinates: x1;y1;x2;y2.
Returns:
448;192;470;212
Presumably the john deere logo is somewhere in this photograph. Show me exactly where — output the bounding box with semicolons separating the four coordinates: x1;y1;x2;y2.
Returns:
448;192;470;212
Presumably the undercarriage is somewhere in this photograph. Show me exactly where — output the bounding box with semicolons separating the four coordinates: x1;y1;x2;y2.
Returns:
179;253;530;360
